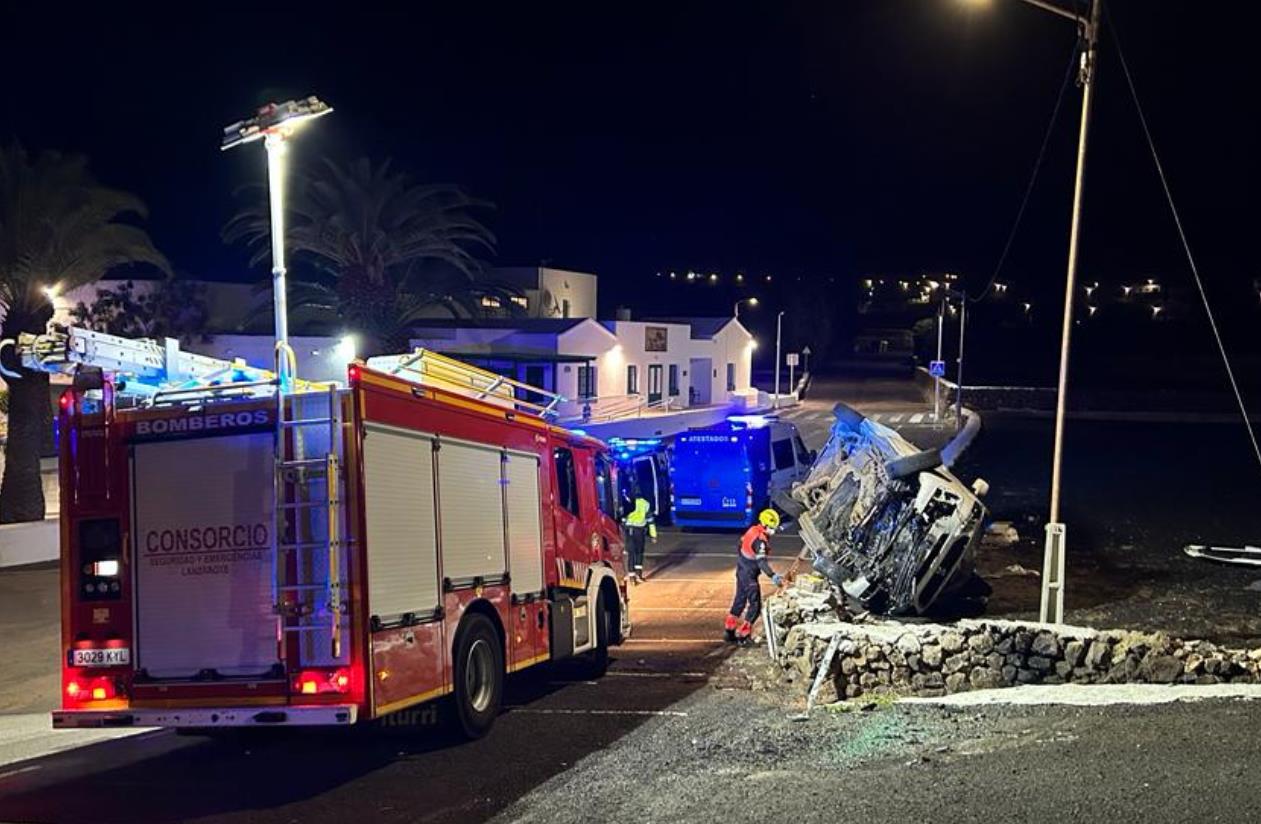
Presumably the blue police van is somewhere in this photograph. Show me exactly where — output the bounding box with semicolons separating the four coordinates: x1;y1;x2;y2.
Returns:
669;415;814;529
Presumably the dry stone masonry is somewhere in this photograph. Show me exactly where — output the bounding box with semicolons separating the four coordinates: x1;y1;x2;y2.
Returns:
768;582;1261;704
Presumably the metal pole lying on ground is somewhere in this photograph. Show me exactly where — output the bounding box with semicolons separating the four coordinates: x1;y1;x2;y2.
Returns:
1042;0;1101;625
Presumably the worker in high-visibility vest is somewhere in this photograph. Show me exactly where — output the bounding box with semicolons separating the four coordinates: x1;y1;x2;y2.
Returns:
622;490;657;583
724;509;784;643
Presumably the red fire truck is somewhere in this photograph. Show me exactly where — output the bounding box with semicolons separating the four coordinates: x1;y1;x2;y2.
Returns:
19;328;629;738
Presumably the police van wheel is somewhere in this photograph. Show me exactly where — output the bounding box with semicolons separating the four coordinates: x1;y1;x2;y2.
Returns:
452;613;504;739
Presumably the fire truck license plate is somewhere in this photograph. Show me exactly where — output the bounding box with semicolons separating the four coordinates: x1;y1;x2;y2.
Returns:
71;648;131;667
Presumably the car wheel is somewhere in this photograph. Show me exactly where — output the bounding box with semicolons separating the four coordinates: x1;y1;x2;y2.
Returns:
832;402;865;428
452;612;504;739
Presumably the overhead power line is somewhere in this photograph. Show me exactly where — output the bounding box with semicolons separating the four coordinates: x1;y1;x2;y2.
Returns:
1107;5;1261;473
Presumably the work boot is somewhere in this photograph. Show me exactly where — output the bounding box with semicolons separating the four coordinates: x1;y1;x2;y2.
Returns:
724;628;737;643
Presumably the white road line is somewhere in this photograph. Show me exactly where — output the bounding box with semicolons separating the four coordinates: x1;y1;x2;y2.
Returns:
607;671;707;679
622;638;726;645
910;413;925;423
887;414;903;423
630;603;731;610
635;577;725;584
505;708;689;717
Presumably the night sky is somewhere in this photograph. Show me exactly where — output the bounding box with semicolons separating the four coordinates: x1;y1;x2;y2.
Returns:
2;2;1257;374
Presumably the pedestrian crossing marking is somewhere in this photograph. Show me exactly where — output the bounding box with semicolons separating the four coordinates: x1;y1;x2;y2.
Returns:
910;413;925;423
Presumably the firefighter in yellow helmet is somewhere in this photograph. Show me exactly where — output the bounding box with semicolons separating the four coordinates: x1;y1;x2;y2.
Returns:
724;509;783;643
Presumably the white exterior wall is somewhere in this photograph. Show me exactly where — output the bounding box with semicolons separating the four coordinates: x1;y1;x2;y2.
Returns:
536;268;597;319
493;266;598;319
197;334;349;384
603;321;692;403
686;319;755;405
556;322;618;402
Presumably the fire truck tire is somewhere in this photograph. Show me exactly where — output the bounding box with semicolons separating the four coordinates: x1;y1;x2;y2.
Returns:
581;591;612;678
452;612;504;739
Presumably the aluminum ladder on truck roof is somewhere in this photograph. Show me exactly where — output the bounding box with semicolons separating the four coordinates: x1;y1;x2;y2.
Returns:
7;324;333;403
366;348;566;419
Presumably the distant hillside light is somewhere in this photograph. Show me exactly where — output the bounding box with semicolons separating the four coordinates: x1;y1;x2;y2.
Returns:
709;273;718;282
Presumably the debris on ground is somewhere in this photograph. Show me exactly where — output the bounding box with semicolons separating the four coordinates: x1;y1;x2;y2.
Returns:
781;402;989;616
984;521;1020;547
762;581;1261;705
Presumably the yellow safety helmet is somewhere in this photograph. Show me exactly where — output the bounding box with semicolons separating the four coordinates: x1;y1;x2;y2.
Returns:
758;509;781;530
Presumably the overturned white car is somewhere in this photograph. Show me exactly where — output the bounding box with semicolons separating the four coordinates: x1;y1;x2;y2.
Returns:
781;403;989;616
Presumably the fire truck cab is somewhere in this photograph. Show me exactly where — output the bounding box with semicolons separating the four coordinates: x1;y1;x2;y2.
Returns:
37;331;629;738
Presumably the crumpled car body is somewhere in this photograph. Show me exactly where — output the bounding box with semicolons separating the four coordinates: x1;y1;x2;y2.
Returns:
787;405;987;616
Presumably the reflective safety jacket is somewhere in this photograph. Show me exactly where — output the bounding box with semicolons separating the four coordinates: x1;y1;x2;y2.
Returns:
623;497;658;539
738;524;775;577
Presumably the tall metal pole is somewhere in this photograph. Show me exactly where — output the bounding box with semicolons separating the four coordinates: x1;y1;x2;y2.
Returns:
956;290;966;432
1041;0;1102;625
933;297;944;421
264;134;290;353
774;311;784;409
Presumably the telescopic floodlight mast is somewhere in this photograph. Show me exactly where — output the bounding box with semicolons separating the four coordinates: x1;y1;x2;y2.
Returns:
221;96;332;391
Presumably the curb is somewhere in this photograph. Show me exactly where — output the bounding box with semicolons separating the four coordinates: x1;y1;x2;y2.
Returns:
940;406;981;468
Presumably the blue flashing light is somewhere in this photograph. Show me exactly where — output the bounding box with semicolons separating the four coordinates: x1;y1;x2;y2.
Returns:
570;428;588;437
726;414;774;429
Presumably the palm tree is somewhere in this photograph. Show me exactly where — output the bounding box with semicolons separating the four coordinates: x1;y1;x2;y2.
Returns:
224;157;507;355
0;144;170;523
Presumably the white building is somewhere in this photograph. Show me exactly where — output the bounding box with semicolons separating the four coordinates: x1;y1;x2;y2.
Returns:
406;315;756;420
490;266;598;319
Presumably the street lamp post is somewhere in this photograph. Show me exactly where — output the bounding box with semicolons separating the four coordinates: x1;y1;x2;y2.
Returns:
735;297;759;318
977;0;1101;624
222;96;332;390
774;311;785;409
956;290;967;431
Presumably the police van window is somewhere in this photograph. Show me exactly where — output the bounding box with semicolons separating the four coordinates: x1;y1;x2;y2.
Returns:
772;439;795;471
594;454;616;519
554;447;580;516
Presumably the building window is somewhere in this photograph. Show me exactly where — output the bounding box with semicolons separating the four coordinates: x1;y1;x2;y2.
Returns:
668;364;680;396
726;363;736;391
480;295;501;309
553;447;580;516
627;365;639;395
510;295;528;309
577;365;597;399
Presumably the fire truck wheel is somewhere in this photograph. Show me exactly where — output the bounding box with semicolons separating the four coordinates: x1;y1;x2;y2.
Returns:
581;591;612;678
452;612;504;739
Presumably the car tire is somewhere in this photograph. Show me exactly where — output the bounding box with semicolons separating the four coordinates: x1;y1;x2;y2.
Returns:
832;402;865;428
772;489;805;518
452;612;504;739
885;449;942;480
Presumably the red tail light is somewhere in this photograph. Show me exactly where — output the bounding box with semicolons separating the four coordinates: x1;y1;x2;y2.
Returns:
292;668;352;697
59;391;73;410
347;364;362;384
65;674;118;704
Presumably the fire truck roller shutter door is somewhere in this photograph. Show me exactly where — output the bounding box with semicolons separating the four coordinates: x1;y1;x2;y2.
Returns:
438;439;508;583
132;433;277;679
504;450;544;595
362;424;441;623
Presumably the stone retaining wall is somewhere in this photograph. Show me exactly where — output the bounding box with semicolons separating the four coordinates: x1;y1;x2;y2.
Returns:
770;590;1261;704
